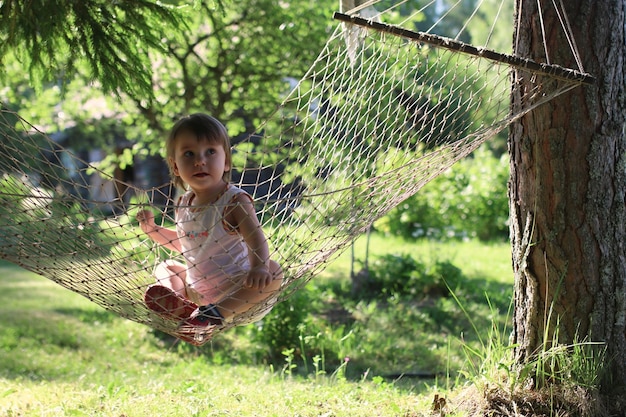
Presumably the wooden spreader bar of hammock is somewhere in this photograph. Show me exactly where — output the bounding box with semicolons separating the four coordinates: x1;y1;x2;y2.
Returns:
333;12;595;85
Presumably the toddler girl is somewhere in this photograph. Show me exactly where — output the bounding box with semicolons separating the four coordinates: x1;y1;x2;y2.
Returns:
137;113;282;339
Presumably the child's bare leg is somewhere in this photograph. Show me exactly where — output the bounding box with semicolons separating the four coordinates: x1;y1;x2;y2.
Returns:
154;260;188;298
216;260;283;319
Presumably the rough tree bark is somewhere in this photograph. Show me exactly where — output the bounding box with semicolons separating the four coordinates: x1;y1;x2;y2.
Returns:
509;0;626;392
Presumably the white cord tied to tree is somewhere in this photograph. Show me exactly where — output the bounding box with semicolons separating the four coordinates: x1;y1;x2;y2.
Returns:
0;0;592;344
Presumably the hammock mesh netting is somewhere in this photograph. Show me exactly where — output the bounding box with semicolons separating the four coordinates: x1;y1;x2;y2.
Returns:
0;0;592;344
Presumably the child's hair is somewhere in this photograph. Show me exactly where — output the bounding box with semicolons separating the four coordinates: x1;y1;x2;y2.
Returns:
165;113;232;189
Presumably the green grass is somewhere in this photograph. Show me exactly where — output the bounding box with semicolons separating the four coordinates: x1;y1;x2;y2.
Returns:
312;235;514;379
0;237;514;416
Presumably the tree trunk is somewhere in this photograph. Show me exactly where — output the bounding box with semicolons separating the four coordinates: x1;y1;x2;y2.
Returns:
509;0;626;392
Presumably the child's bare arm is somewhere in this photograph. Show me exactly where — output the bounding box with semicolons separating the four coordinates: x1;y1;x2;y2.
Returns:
136;209;182;253
227;195;273;290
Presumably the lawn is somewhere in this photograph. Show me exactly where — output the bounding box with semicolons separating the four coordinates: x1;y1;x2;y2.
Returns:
0;236;513;416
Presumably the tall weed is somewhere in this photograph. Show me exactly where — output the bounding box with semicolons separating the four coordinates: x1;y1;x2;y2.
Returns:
452;290;608;412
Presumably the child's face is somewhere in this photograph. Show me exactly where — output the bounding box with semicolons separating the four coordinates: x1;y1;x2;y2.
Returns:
170;131;230;195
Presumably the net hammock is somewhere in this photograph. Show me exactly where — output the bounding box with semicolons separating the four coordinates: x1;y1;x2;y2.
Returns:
0;0;592;345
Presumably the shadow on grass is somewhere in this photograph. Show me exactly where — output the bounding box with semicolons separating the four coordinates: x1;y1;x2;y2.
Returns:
0;260;124;381
0;306;126;378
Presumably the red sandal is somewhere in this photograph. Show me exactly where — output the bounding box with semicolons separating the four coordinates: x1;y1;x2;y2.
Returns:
144;284;197;320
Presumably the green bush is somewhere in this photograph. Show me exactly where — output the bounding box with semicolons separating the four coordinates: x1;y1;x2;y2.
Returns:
253;284;316;361
355;253;464;301
375;146;509;241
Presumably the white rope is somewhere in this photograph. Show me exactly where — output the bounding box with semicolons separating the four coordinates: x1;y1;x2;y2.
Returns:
551;0;585;72
484;0;506;49
536;0;551;65
456;0;485;42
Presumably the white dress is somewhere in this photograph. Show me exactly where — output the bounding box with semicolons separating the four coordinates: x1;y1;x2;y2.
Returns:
176;185;252;305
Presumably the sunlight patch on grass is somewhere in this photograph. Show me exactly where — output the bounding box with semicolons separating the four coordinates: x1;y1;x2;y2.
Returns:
321;234;512;284
1;364;431;417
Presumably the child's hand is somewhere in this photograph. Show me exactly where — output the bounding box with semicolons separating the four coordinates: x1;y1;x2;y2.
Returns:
136;209;156;234
245;265;273;290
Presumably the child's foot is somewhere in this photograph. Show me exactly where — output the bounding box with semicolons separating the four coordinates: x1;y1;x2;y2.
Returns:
175;305;223;345
182;304;224;327
144;285;216;346
144;284;197;320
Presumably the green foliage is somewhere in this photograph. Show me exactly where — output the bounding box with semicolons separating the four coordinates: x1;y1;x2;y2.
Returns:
0;0;186;97
253;284;316;361
376;146;509;241
355;252;464;301
139;0;335;141
2;0;338;179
